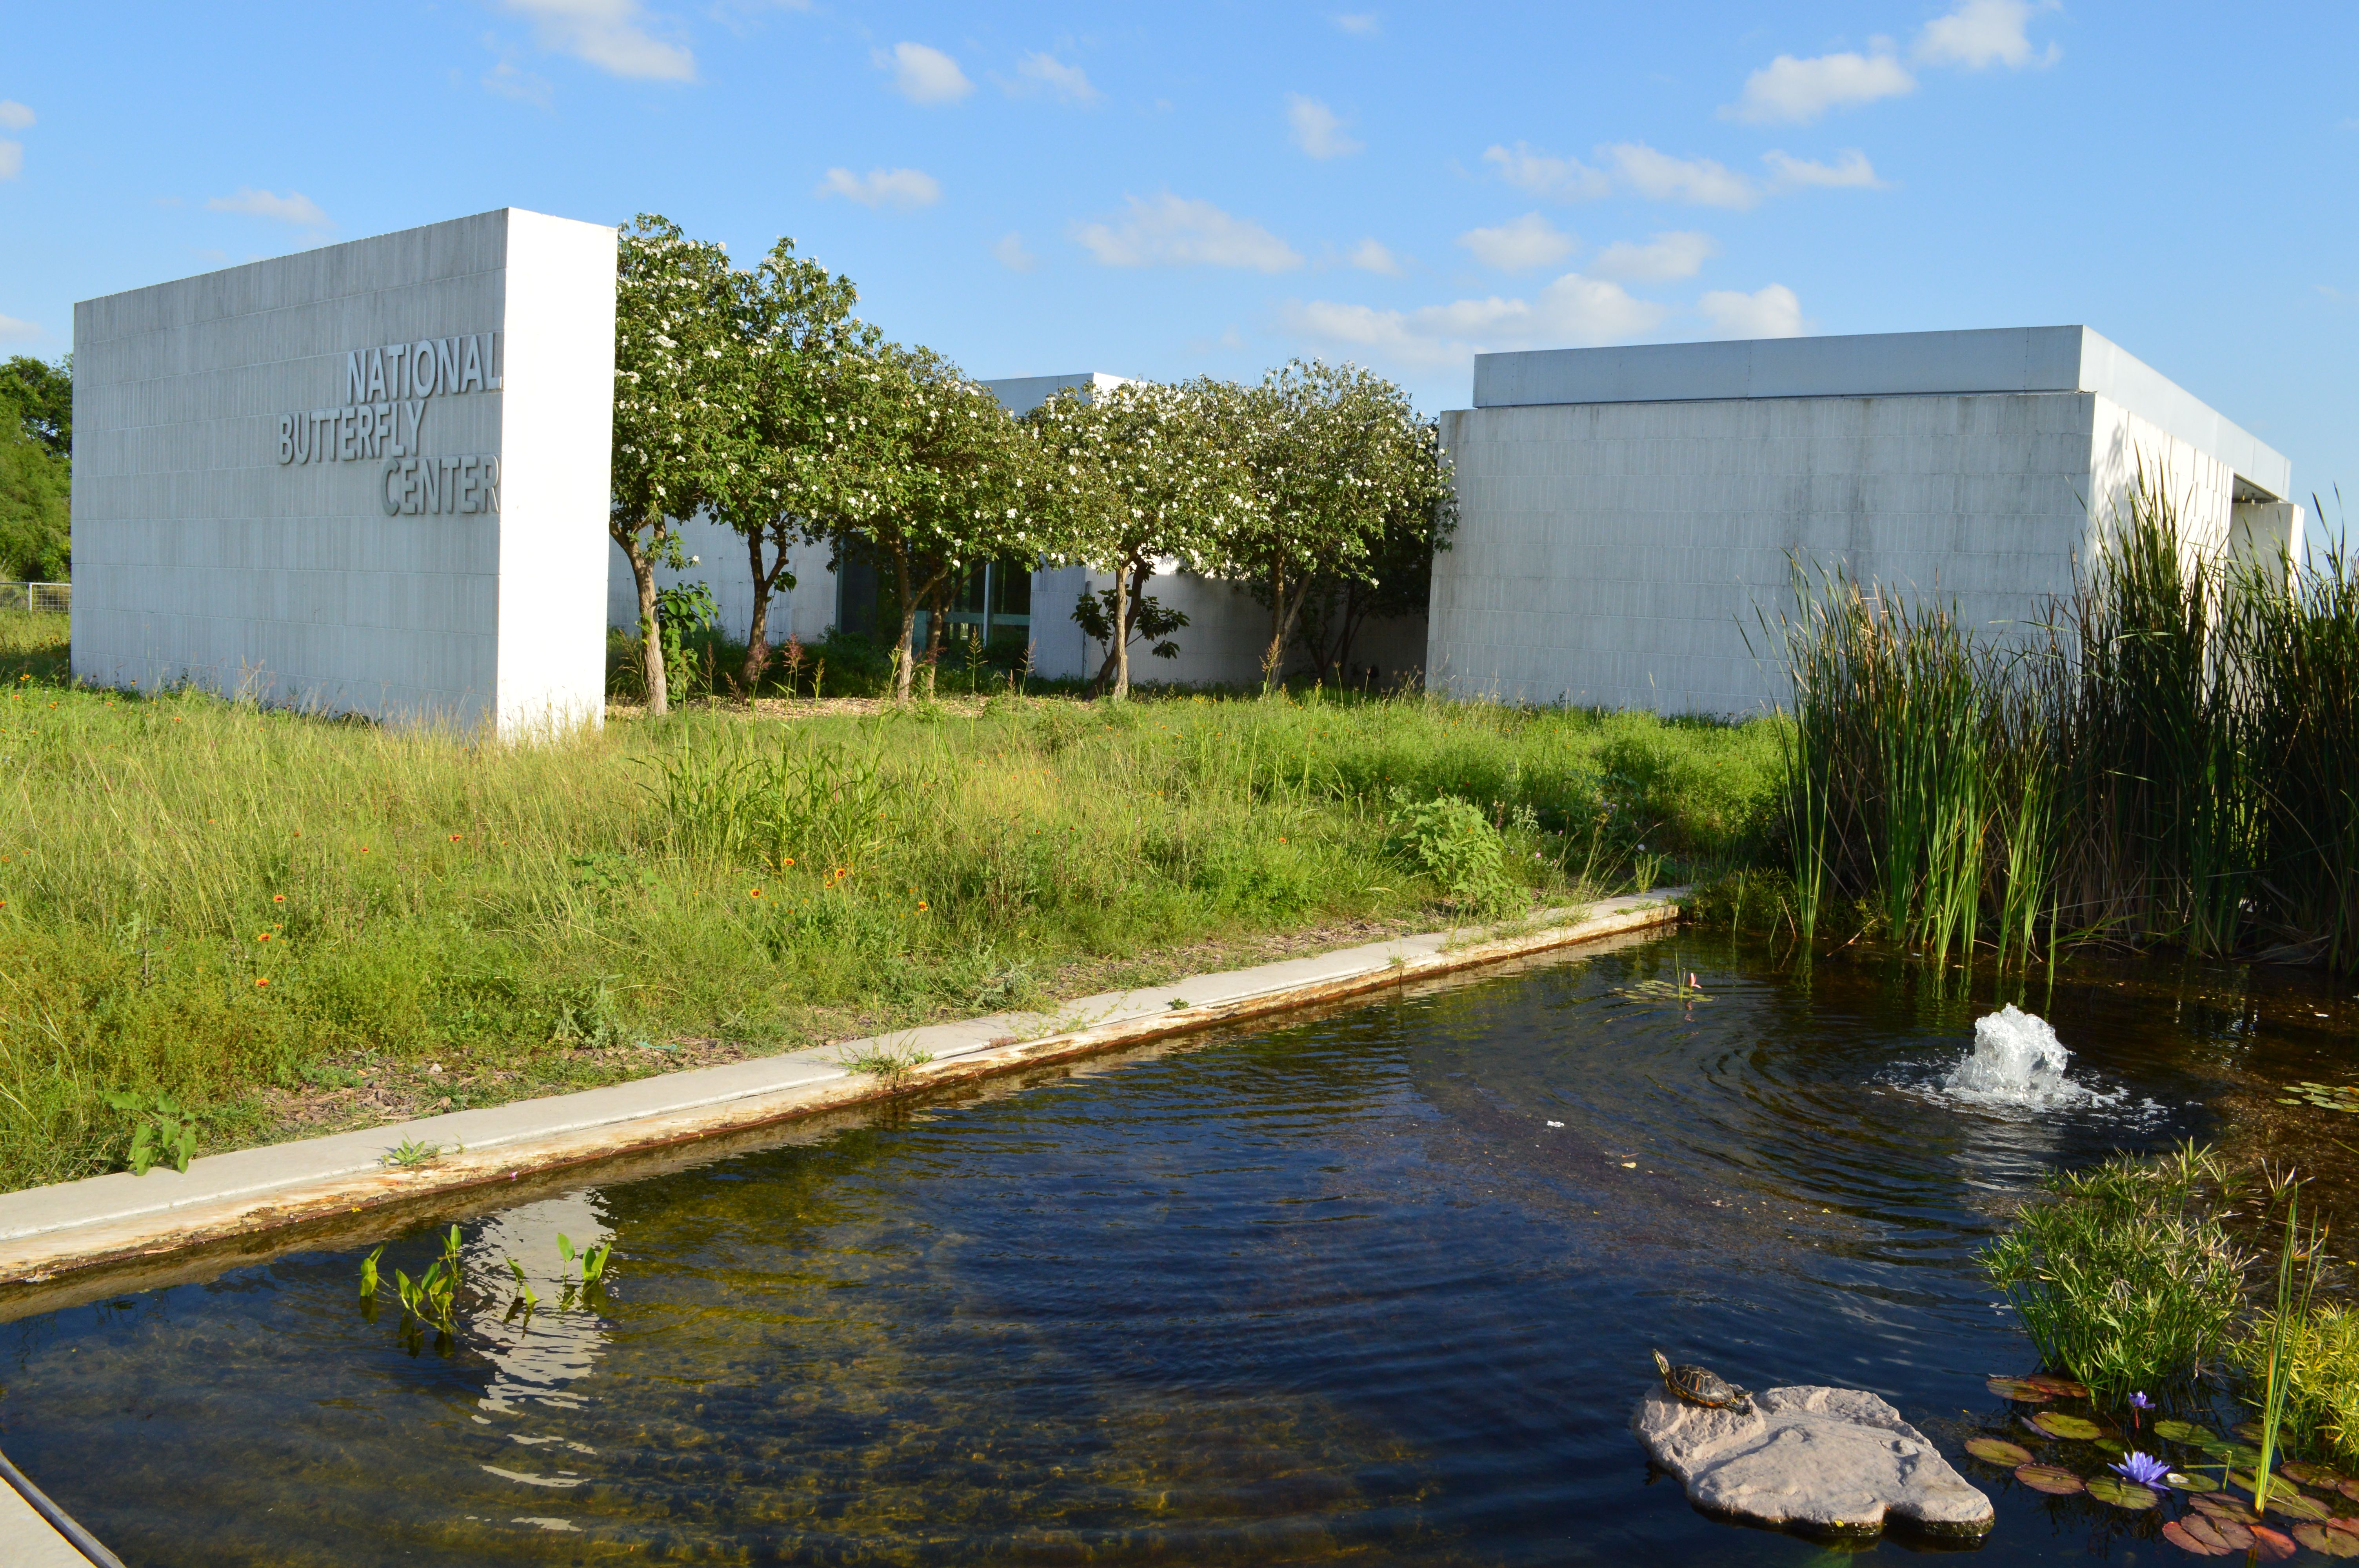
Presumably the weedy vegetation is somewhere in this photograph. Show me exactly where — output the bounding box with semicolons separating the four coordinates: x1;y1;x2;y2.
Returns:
0;607;1773;1193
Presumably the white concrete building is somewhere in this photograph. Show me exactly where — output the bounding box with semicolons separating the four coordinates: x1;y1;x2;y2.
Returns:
73;208;616;733
609;371;1427;690
1429;327;2302;715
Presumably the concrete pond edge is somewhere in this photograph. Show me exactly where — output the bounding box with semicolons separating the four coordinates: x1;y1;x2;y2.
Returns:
0;890;1685;1292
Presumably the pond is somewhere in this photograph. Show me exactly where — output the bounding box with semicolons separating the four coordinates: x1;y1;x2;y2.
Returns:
3;930;2353;1565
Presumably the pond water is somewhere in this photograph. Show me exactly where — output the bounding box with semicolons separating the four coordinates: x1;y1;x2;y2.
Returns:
4;931;2354;1566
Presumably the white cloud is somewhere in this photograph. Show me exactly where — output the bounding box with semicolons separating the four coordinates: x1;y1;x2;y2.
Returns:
992;232;1038;272
877;42;970;105
1590;230;1717;282
0;143;19;181
1699;283;1804;339
0;314;39;341
1724;1;2057;125
1916;0;2060;69
1331;12;1380;35
1287;272;1667;371
1287;94;1363;159
815;167;941;209
1763;149;1884;189
1483;142;1610;201
1009;51;1097;103
0;102;32;131
1346;238;1402;275
482;59;556;107
1072;192;1300;273
1485;139;1881;211
501;0;695;82
207;188;332;228
1458;212;1576;272
1607;143;1758;209
1725;49;1915;123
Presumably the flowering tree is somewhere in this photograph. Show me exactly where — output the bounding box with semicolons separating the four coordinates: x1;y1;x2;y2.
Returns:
611;214;743;715
792;345;1052;701
1028;379;1238;699
1204;360;1453;691
1285;413;1455;683
709;237;878;693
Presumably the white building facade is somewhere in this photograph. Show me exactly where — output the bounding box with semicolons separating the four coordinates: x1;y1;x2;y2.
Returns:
72;208;616;734
1429;327;2301;715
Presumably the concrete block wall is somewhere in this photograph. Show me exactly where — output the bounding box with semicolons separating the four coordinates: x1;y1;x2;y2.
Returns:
1430;391;2114;714
72;208;614;734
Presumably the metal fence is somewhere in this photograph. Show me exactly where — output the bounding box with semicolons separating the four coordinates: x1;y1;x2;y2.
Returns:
0;582;69;615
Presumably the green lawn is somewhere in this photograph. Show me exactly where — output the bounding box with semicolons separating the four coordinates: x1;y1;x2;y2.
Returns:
0;612;1781;1192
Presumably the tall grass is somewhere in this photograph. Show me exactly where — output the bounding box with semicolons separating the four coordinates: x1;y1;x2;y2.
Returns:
1775;474;2359;973
0;611;1779;1192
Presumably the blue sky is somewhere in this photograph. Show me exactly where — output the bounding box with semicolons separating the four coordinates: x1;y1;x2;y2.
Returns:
4;2;2355;534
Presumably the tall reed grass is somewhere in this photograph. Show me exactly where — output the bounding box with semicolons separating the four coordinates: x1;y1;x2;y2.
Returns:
0;610;1777;1192
1774;474;2359;974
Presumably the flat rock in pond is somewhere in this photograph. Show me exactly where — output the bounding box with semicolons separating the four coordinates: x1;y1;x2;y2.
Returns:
1632;1384;1995;1538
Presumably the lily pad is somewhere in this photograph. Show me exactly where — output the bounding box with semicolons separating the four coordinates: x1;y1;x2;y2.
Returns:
2014;1463;2086;1495
2295;1523;2359;1559
1965;1437;2035;1466
2165;1515;2239;1555
2156;1419;2219;1446
2026;1373;2091;1397
2251;1524;2300;1561
2234;1421;2267;1441
2284;1461;2347;1487
2167;1472;2218;1493
1986;1376;2052;1402
2263;1489;2334;1523
2085;1474;2161;1510
2193;1494;2263;1526
2339;1477;2359;1503
2208;1442;2266;1466
2030;1411;2104;1441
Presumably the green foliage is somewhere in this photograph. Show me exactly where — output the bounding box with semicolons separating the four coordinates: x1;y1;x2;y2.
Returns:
381;1138;444;1168
2234;1301;2359;1471
103;1089;195;1175
1981;1144;2252;1399
1385;791;1518;914
0;354;72;460
0;421;69;581
0;609;1766;1192
1771;472;2359;974
836;1039;934;1083
611;213;743;715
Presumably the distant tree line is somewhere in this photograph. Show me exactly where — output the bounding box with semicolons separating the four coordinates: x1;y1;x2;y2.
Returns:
609;212;1456;711
0;354;71;582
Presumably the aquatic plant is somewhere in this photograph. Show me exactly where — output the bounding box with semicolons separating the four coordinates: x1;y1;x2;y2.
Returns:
1769;475;2359;975
2110;1450;2171;1490
1981;1143;2252;1398
2245;1184;2323;1516
358;1244;385;1299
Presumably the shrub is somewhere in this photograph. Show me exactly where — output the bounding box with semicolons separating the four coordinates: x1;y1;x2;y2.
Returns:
2233;1303;2359;1469
1387;791;1518;914
1981;1143;2252;1398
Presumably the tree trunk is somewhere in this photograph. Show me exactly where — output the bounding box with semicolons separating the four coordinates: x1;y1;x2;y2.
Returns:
890;551;918;703
1110;563;1132;701
1263;557;1308;694
742;526;784;694
1090;561;1156;697
615;515;668;715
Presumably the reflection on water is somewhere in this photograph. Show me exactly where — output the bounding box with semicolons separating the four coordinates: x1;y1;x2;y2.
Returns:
0;935;2350;1565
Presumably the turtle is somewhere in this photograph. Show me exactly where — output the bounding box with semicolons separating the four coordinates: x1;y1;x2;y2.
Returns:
1653;1349;1754;1414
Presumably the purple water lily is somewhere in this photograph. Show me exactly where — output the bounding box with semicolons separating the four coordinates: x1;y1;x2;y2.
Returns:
2111;1450;2171;1491
2128;1390;2153;1430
